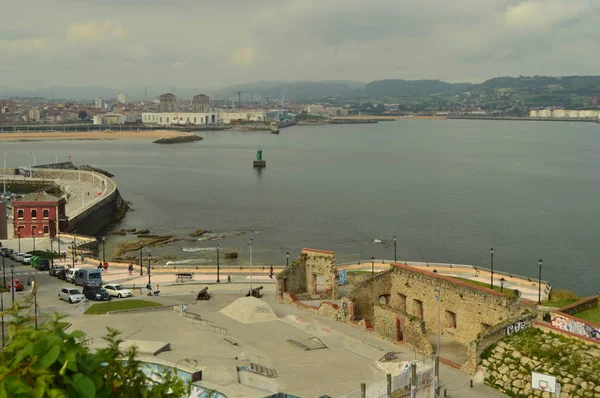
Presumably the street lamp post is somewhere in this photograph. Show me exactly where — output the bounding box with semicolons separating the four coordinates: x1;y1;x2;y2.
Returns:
73;234;77;261
393;235;397;262
286;252;290;267
538;259;543;304
31;278;38;329
147;254;152;284
16;229;21;252
71;242;75;268
434;287;441;388
102;237;106;265
139;242;143;276
489;247;494;289
500;277;506;293
49;232;54;267
1;290;5;348
249;238;253;293
32;234;36;252
216;244;220;283
2;254;5;287
10;264;15;302
371;256;375;275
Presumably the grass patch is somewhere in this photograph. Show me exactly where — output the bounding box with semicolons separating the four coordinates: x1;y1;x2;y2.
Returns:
84;300;161;315
574;308;600;325
453;277;518;297
544;300;578;308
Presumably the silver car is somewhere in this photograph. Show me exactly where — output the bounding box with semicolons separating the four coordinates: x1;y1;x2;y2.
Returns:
58;287;85;304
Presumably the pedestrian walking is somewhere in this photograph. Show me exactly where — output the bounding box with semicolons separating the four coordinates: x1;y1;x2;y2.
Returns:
103;261;108;273
269;264;274;279
128;262;133;276
98;262;103;271
154;284;160;296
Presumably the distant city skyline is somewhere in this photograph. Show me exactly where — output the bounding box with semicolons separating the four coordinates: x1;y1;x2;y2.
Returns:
1;0;599;89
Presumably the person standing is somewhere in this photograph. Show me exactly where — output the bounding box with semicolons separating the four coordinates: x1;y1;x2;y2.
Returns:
103;261;108;273
269;265;274;279
154;284;160;296
128;262;133;276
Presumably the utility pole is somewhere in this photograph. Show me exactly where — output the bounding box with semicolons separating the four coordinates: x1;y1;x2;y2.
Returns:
435;287;441;394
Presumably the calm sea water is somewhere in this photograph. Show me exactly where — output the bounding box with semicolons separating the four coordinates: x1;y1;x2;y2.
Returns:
4;120;600;295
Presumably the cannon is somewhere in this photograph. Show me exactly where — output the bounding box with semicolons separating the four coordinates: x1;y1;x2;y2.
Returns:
196;287;210;301
246;286;263;298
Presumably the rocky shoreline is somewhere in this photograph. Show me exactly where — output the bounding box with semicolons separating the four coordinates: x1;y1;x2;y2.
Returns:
153;133;203;144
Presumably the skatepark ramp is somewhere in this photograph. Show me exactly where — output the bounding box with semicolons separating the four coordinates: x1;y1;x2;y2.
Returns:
220;297;279;324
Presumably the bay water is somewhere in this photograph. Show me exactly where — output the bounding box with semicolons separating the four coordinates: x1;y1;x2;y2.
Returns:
4;119;600;295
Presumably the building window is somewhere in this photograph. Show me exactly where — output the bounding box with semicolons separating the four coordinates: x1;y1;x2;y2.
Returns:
44;225;49;233
445;311;457;329
413;299;424;320
379;294;390;305
160;117;163;123
194;117;197;123
166;117;169;123
43;209;49;219
31;209;38;219
397;294;407;312
17;209;24;219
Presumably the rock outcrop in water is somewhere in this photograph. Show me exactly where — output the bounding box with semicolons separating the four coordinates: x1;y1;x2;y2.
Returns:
153;134;203;144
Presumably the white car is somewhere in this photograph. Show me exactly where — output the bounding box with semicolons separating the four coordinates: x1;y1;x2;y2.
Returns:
14;252;25;262
103;284;133;298
58;287;85;304
22;254;32;265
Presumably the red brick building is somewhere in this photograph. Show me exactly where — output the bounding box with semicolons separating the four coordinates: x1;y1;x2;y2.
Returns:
12;194;66;238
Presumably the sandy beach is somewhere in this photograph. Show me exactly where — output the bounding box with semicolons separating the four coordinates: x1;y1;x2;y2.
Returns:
0;129;187;142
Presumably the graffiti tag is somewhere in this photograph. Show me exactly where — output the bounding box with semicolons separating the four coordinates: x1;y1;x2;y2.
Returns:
506;320;529;336
552;314;600;341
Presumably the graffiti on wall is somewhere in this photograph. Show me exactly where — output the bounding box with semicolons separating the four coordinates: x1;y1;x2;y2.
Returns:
338;270;348;285
506;319;530;336
551;314;600;341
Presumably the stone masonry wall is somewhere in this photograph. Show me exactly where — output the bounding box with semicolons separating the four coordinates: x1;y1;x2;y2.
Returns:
348;269;394;320
387;264;527;345
481;327;600;398
374;304;433;356
349;263;530;347
276;248;339;300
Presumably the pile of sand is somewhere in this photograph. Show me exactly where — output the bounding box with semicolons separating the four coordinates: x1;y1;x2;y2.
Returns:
220;297;279;324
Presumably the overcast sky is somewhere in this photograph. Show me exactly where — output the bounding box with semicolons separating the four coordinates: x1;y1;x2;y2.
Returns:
1;0;599;89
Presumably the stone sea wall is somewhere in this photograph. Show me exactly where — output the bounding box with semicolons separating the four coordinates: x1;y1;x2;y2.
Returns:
481;327;600;397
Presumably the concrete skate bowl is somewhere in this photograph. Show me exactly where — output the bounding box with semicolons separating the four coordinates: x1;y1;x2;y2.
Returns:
220;297;279;324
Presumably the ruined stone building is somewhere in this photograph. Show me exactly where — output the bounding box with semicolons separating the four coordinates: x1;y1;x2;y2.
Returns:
276;248;339;300
348;263;530;353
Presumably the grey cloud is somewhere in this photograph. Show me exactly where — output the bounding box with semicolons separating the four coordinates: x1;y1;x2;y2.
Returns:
1;0;600;88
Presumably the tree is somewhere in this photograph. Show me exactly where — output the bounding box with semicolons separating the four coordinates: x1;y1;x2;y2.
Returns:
0;291;191;398
78;111;88;121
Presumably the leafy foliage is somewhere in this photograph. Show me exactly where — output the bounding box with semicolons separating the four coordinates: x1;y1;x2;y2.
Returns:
0;291;191;397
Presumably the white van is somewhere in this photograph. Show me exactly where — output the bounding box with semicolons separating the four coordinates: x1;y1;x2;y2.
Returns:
65;268;80;283
74;269;102;286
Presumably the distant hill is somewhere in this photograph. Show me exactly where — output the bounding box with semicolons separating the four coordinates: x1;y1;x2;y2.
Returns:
216;80;366;102
364;79;472;97
478;75;600;90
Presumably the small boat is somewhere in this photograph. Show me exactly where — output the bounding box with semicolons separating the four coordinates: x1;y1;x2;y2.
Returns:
373;239;382;244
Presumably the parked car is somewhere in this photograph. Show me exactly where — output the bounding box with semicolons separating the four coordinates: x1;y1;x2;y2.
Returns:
58;287;85;303
82;285;110;301
49;265;65;276
103;284;133;298
4;248;14;258
36;258;51;271
65;268;80;283
13;252;25;262
57;268;67;280
7;279;24;291
22;254;32;265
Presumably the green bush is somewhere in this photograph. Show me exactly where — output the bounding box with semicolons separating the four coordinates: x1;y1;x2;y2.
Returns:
549;289;580;302
26;250;61;259
0;291;190;397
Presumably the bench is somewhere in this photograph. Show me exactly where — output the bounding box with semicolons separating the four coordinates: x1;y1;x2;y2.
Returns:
175;273;194;283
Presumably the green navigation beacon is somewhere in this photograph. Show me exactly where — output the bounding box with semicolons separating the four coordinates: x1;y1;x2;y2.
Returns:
253;147;266;168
